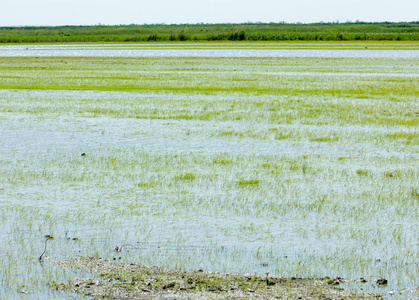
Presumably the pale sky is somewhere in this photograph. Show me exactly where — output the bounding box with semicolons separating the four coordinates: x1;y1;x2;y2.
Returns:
2;0;418;26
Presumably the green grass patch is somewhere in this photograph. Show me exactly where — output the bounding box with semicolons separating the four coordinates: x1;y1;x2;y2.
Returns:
1;22;418;43
356;169;369;176
236;179;261;187
175;173;196;181
310;136;339;142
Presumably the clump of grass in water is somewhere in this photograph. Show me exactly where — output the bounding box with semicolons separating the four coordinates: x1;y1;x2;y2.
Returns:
213;157;233;165
137;181;158;188
175;173;196;181
383;170;402;178
237;179;261;187
356;169;369;176
310;136;339;142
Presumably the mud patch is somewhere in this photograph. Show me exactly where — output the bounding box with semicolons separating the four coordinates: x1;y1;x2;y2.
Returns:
51;257;381;299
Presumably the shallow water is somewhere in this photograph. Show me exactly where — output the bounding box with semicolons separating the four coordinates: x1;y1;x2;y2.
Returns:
1;109;414;160
1;109;417;298
0;44;418;58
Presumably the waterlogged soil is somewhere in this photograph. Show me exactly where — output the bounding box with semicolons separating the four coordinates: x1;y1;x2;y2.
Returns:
51;257;381;299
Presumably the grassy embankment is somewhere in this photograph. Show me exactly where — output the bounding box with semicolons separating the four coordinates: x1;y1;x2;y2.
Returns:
0;22;418;43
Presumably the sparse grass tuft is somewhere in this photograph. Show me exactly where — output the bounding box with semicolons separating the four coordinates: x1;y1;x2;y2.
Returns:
213;157;233;165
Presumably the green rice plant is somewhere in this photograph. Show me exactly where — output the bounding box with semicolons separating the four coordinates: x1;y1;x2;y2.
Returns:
137;182;159;188
356;169;369;176
219;130;245;137
236;179;261;187
383;170;404;178
386;132;419;145
310;136;339;142
175;173;196;181
213;156;233;165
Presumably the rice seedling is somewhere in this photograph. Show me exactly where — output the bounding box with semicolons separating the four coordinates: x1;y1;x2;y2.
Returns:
236;179;261;187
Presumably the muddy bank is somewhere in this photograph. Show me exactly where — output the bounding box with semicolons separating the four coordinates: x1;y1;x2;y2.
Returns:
50;257;381;299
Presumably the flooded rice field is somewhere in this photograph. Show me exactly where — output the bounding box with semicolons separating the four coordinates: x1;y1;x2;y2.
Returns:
0;45;418;299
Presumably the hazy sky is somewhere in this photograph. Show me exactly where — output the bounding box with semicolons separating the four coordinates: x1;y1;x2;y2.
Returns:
2;0;418;26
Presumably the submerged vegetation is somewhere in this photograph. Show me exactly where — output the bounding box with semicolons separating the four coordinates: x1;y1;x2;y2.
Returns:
0;22;418;43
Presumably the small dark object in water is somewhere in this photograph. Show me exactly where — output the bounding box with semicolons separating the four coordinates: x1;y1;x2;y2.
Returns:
327;279;340;285
115;244;137;252
376;278;388;286
360;277;367;283
81;153;86;156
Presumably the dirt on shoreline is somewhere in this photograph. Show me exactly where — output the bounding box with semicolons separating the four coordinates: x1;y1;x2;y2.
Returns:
50;257;382;299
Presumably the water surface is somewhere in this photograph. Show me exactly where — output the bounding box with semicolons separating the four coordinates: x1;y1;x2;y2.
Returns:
0;44;418;58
